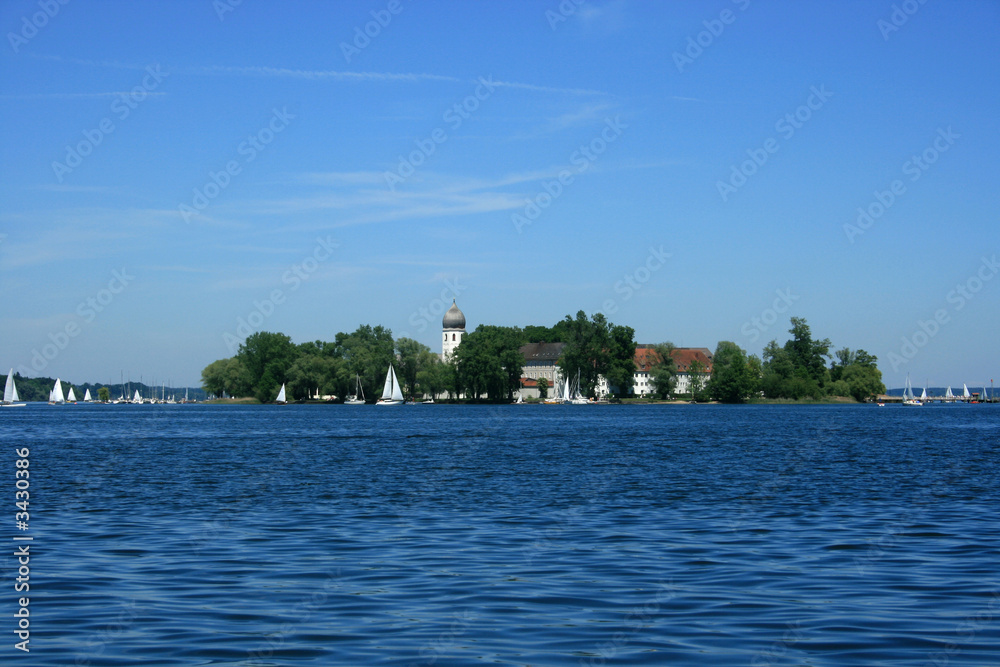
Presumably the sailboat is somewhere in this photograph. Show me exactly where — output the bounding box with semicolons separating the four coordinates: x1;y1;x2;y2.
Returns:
962;384;971;402
902;375;922;406
570;370;591;404
344;375;366;405
376;365;404;406
2;370;26;407
132;389;143;404
275;383;287;404
514;392;524;404
83;389;92;402
50;378;66;405
67;387;78;403
945;386;954;400
919;386;928;402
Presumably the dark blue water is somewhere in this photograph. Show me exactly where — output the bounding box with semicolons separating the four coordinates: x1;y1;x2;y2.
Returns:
3;403;999;665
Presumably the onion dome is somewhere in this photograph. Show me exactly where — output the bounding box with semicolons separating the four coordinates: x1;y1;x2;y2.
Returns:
443;299;466;330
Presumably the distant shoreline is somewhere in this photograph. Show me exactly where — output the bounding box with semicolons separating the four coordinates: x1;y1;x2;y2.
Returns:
199;396;871;406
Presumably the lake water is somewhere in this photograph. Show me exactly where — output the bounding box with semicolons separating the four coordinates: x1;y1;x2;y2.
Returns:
4;403;999;666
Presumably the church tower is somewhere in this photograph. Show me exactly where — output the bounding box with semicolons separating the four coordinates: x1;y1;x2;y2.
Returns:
442;299;466;360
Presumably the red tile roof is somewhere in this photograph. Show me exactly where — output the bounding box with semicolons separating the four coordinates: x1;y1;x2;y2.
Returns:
634;346;713;373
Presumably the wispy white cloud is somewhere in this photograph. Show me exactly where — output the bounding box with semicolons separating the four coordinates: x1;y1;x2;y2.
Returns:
26;184;118;193
0;207;178;269
26;53;609;97
191;65;462;84
489;79;607;97
191;65;607;96
0;92;167;100
26;53;154;71
141;265;214;274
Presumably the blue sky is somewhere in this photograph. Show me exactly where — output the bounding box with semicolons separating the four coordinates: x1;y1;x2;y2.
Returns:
1;0;997;390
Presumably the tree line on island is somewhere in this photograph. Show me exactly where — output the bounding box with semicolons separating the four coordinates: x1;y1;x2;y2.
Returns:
201;313;885;404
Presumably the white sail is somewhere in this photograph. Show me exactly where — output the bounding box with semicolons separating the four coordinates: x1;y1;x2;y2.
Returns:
84;389;92;402
132;389;142;403
4;370;16;403
377;365;404;405
919;387;927;401
945;386;954;398
3;369;25;406
963;384;971;398
52;378;66;404
67;387;78;402
902;375;921;406
276;383;286;403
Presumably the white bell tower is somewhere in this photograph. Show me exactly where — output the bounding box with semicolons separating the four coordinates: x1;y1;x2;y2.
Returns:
442;299;466;360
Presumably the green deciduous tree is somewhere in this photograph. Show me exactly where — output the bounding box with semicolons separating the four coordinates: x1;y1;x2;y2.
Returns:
841;363;886;402
604;323;638;398
287;353;343;400
556;311;635;399
454;325;525;401
201;357;249;398
707;341;759;403
236;331;298;402
649;342;677;399
335;325;396;400
415;352;448;399
687;358;710;401
537;377;548;400
396;337;431;397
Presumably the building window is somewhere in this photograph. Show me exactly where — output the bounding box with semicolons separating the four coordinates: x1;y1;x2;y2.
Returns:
452;334;456;341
